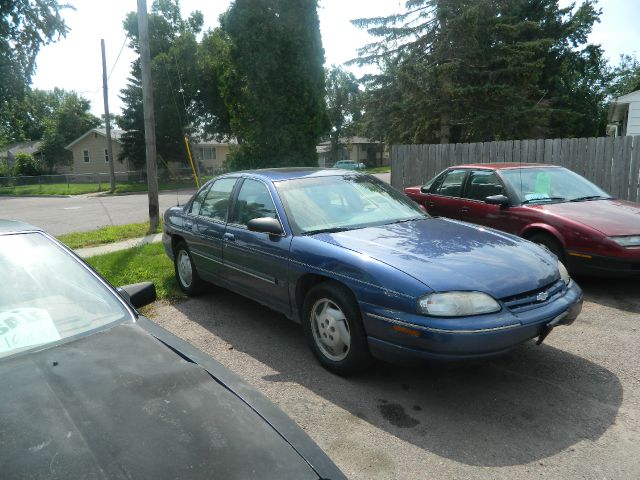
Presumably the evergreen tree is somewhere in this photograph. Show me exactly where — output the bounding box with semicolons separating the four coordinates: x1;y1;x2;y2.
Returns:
220;0;328;169
117;0;203;170
352;0;605;143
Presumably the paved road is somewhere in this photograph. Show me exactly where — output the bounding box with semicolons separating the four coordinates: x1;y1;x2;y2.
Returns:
149;277;640;480
0;172;390;235
0;190;195;235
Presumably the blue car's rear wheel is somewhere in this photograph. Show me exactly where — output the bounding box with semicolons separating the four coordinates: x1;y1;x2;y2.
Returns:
302;282;372;375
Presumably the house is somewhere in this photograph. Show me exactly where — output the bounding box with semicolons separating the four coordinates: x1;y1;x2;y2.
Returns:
191;139;235;173
607;89;640;137
316;136;388;168
1;140;44;170
65;128;132;174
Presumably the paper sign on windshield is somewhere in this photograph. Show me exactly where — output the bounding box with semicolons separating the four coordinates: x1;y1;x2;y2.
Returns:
0;308;61;355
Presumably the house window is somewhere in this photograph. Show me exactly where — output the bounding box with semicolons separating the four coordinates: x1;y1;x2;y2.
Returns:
200;147;216;161
83;150;90;163
104;149;110;163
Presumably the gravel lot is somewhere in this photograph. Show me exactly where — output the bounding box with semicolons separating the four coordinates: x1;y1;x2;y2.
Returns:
149;276;640;479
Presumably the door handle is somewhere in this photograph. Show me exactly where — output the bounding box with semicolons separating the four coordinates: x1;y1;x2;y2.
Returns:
426;201;434;207
459;207;469;213
223;233;235;242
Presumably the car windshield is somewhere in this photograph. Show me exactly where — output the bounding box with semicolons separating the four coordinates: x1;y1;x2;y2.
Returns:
501;167;611;204
0;232;132;359
275;174;427;234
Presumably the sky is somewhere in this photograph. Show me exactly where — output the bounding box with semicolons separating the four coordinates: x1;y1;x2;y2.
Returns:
31;0;640;118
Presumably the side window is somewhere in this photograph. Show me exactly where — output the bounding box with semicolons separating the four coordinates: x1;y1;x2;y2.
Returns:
189;185;211;215
436;169;467;197
466;170;504;201
200;178;238;221
231;179;278;226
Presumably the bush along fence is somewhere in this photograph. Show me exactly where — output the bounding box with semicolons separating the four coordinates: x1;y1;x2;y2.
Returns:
390;135;640;202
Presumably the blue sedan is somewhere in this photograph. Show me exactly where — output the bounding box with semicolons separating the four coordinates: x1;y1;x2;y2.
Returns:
163;169;583;375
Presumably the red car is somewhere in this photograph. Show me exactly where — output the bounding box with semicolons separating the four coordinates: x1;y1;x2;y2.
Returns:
405;163;640;276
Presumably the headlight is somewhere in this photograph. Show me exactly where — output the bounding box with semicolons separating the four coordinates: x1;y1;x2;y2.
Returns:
417;291;501;317
558;260;571;285
610;235;640;247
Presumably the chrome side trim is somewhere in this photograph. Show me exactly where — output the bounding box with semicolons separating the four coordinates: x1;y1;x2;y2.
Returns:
224;261;277;285
191;250;223;265
366;312;522;334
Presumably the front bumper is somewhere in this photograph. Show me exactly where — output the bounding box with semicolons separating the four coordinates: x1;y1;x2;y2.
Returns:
361;281;583;363
566;251;640;277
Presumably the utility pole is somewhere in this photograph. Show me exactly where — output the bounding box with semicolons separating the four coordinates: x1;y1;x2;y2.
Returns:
137;0;160;230
101;39;116;193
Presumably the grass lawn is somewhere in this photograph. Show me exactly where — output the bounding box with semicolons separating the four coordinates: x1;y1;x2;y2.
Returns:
87;242;182;300
364;166;391;174
56;221;162;249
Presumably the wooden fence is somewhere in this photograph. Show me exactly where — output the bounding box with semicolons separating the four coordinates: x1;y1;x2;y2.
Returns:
390;136;640;202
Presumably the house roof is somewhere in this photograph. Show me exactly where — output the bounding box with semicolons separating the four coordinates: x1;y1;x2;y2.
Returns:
6;140;43;156
615;89;640;103
65;128;124;150
608;89;640;123
317;136;383;148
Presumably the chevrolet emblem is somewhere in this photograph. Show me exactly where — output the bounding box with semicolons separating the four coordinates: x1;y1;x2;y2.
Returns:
536;291;549;302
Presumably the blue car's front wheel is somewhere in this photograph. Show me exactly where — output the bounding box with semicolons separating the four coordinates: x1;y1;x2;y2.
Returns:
302;282;372;375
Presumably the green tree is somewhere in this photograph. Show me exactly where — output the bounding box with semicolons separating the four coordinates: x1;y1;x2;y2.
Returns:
352;0;605;144
0;1;68;145
118;0;204;170
325;65;362;161
40;91;100;173
220;0;328;169
608;55;640;99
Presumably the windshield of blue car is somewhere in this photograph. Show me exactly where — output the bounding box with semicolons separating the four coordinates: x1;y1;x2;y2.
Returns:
0;232;133;359
501;167;611;204
275;175;427;235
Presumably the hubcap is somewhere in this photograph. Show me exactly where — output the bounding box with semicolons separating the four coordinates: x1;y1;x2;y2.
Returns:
310;298;351;362
177;250;193;288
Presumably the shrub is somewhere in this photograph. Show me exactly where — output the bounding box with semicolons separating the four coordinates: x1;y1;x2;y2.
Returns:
12;153;42;176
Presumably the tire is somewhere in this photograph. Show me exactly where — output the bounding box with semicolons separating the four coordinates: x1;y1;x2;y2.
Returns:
302;282;372;375
173;241;204;295
528;233;564;262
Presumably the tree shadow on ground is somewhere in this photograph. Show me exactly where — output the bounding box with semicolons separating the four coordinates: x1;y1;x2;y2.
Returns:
170;290;623;468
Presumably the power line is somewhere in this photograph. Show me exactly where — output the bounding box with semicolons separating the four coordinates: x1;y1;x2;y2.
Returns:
108;35;130;81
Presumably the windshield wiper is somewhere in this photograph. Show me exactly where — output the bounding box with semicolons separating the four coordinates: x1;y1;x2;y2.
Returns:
386;217;424;225
302;227;352;235
522;196;566;204
569;195;611;202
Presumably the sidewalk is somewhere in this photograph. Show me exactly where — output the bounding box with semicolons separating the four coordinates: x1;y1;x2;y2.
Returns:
75;233;163;258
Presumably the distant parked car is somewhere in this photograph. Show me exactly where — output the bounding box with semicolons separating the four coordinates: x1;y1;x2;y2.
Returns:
405;163;640;276
333;160;365;170
163;169;582;375
0;220;345;480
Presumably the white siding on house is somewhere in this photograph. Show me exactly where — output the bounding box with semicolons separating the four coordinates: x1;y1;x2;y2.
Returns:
628;102;640;136
69;131;130;174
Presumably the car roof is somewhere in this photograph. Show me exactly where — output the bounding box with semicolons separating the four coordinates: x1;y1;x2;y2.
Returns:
221;167;366;182
0;219;40;235
448;163;562;170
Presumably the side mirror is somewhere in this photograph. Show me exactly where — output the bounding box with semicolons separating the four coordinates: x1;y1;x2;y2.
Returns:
118;282;157;309
420;186;430;193
247;217;284;236
485;194;510;207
